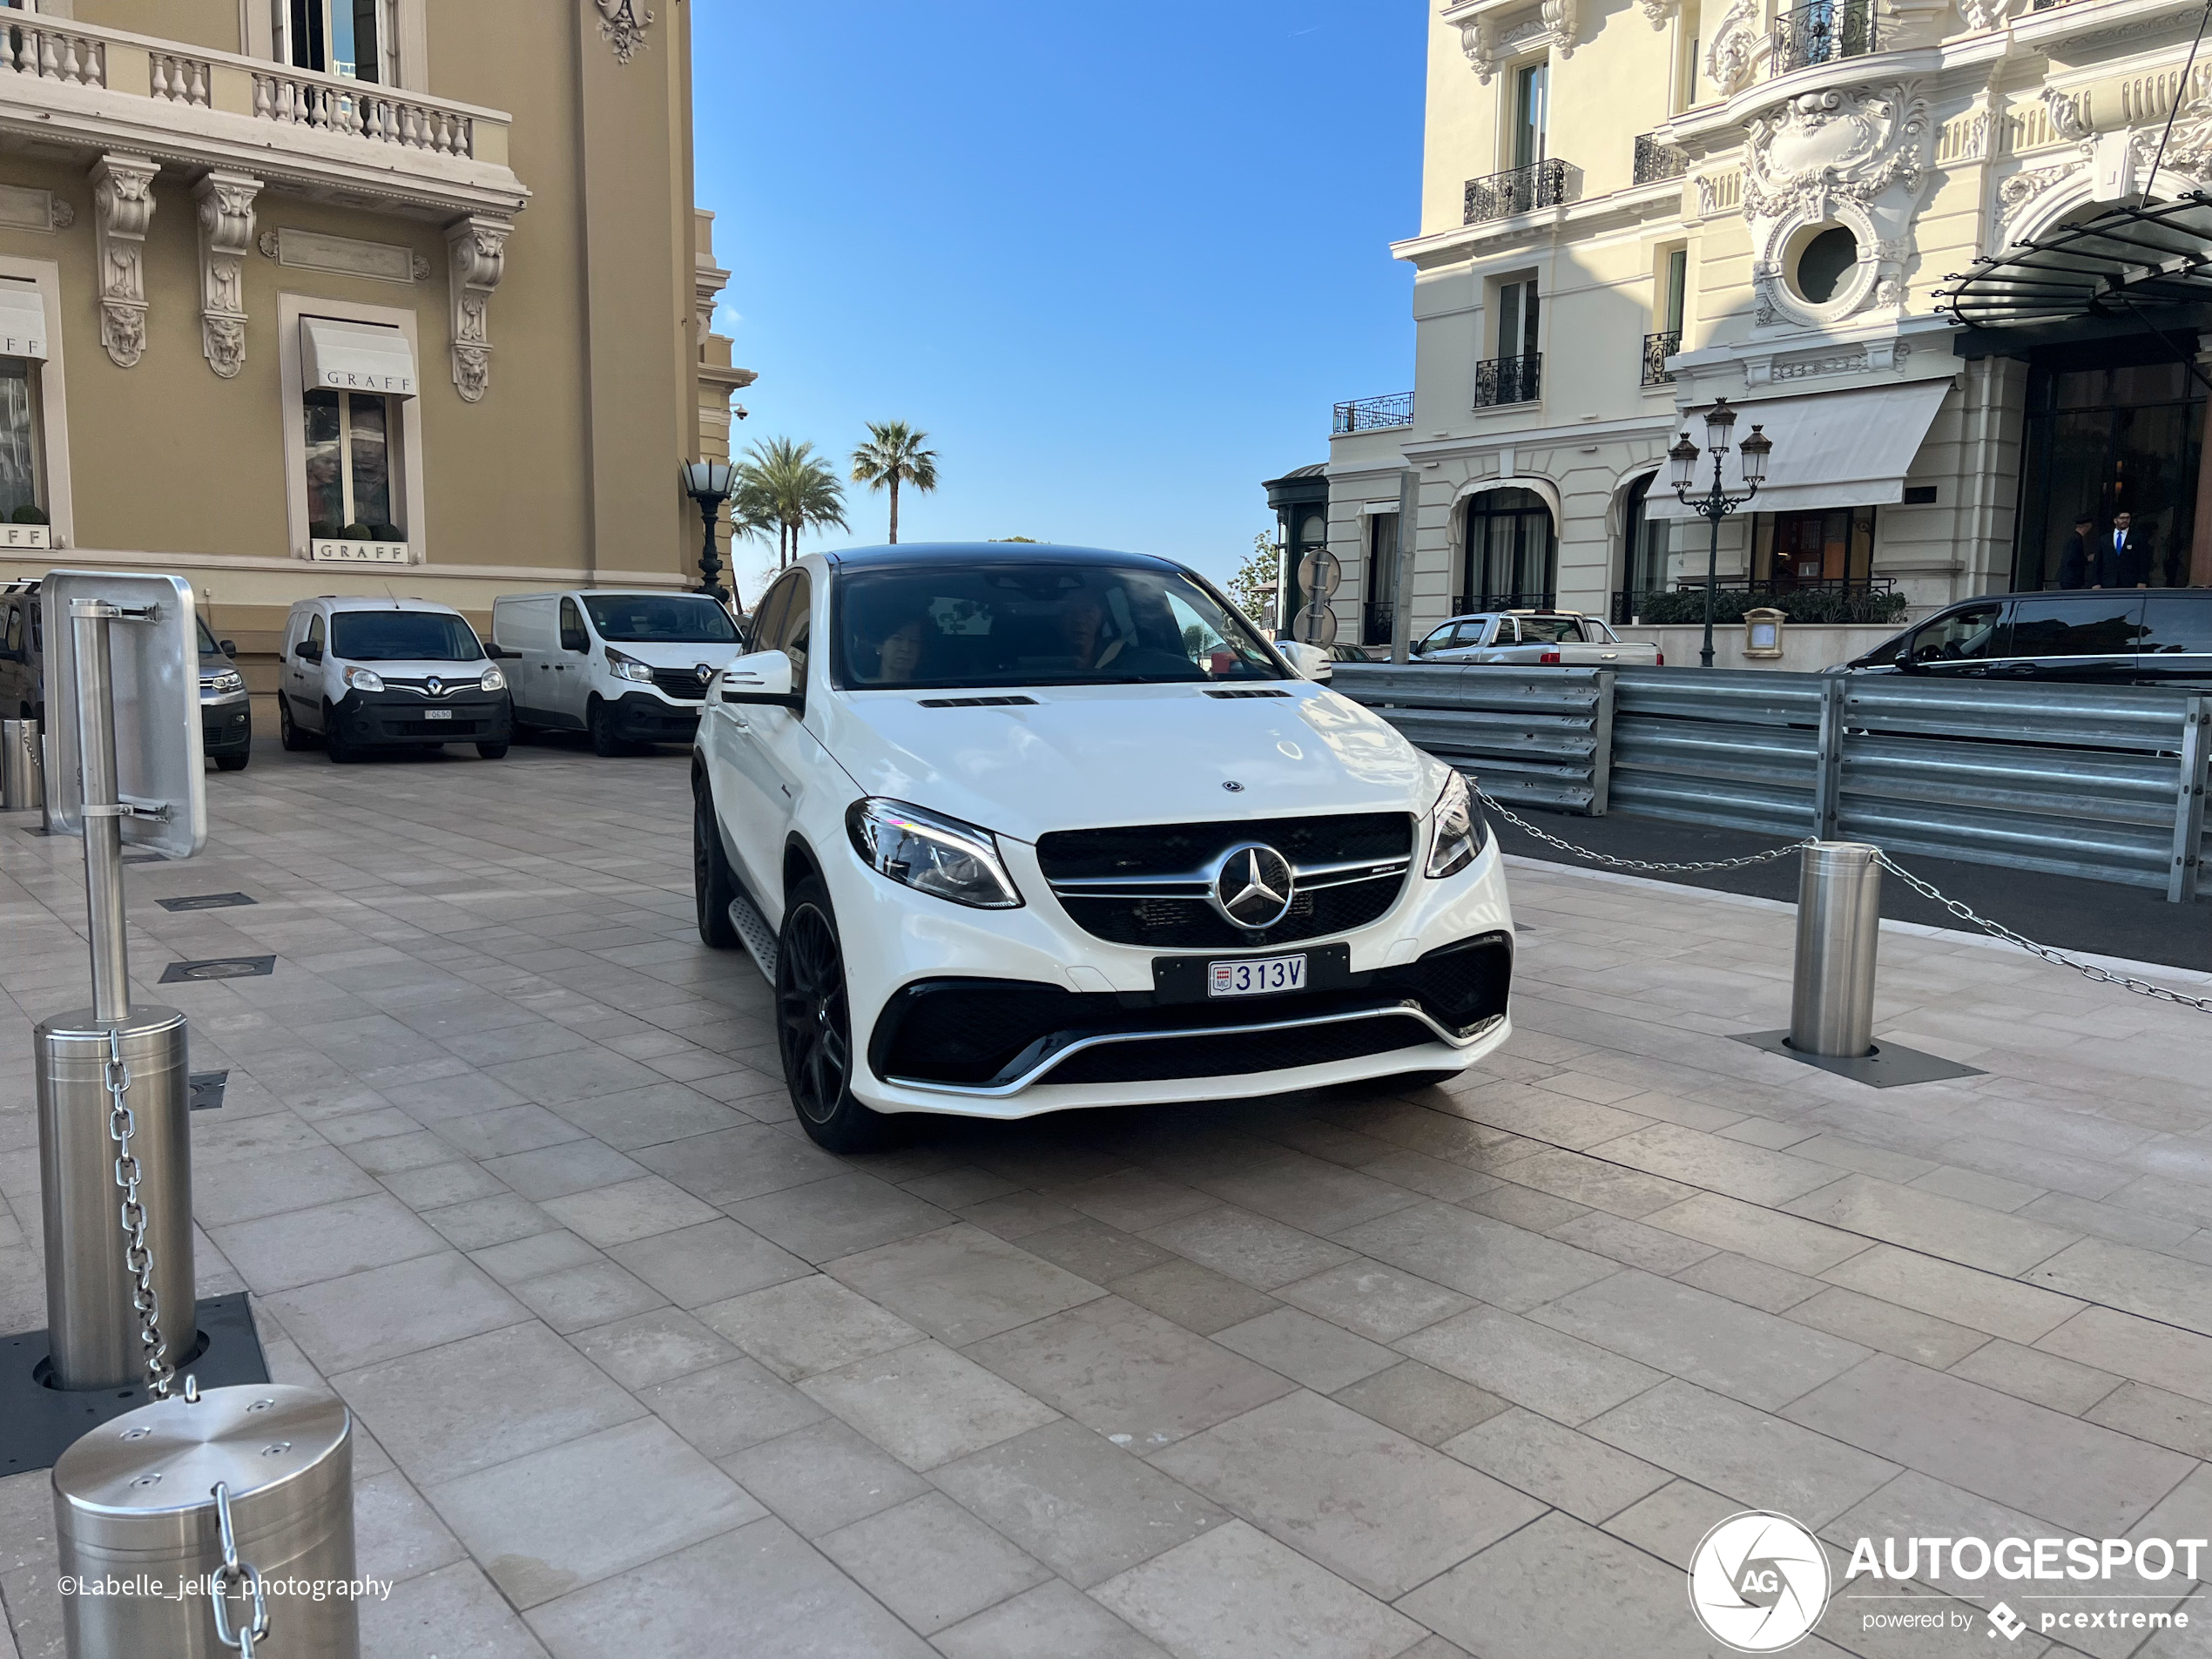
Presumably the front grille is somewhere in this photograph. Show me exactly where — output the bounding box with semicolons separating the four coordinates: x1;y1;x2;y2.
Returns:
1045;1015;1433;1086
1058;880;1401;949
1038;813;1411;880
1379;933;1513;1035
651;668;711;701
872;980;1098;1086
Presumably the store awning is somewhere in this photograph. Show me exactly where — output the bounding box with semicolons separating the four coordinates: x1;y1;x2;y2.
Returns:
1646;380;1952;519
300;318;416;398
0;282;48;359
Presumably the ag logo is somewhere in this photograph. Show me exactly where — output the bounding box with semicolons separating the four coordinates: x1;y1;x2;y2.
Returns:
1689;1512;1831;1652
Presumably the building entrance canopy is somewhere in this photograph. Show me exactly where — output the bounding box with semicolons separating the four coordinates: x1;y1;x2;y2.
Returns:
1645;380;1949;519
1938;192;2212;328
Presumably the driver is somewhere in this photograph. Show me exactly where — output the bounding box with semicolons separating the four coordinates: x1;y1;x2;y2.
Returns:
876;617;927;683
1060;590;1126;672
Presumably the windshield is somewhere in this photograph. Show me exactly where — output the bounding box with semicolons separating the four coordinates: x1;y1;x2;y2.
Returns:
196;617;221;656
833;563;1285;690
330;610;483;663
585;594;739;644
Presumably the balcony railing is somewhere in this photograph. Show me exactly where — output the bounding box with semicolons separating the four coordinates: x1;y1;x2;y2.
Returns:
1610;576;1900;625
1772;0;1876;72
1333;393;1413;435
1463;158;1571;225
1474;354;1541;408
1453;590;1557;616
1642;329;1682;387
1633;134;1689;187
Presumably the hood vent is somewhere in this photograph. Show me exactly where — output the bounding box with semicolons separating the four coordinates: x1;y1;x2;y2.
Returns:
916;695;1038;708
1202;687;1294;699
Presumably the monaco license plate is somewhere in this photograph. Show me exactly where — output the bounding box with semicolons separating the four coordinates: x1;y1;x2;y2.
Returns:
1209;954;1306;998
422;709;454;720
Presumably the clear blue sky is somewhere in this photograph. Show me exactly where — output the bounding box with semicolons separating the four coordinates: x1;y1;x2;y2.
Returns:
691;1;1426;597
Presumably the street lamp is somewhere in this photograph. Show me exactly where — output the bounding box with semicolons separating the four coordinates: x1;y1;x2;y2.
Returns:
681;459;736;604
1671;397;1774;668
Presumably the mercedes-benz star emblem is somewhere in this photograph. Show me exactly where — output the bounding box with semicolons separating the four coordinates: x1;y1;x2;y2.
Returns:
427;676;443;696
1210;843;1296;931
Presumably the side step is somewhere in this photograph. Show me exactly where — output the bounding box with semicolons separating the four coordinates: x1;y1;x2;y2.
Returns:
728;892;779;984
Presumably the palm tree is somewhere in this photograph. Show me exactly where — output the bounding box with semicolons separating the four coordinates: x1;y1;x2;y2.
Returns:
850;421;939;544
734;437;849;571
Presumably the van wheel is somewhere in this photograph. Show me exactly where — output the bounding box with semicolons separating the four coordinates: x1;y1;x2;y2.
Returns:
693;777;740;950
777;876;891;1153
323;704;354;764
588;698;624;758
476;742;509;759
214;753;249;772
278;696;311;752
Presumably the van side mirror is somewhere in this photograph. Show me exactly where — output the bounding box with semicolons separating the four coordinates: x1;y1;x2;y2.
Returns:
298;640;323;664
219;638;237;658
484;643;519;660
718;648;803;711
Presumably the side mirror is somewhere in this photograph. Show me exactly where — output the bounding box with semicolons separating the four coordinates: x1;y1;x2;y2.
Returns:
484;643;519;660
298;640;323;664
718;648;803;711
1277;640;1332;682
219;638;237;658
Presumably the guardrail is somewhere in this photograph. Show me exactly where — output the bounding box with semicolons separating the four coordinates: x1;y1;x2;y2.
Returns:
1332;662;2210;900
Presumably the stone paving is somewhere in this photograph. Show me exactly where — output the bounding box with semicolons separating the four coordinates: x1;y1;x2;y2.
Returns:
0;738;2209;1657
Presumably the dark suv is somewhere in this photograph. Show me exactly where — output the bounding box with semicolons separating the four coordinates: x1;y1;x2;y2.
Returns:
1840;590;2212;686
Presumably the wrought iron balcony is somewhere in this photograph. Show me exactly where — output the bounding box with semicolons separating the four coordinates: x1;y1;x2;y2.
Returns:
1772;0;1876;73
1634;134;1689;187
1453;590;1557;616
1463;159;1570;226
1332;393;1413;435
1474;354;1541;408
1642;329;1682;387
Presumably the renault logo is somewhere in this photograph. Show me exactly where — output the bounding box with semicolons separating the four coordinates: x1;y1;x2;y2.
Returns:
695;664;713;684
1210;843;1295;930
426;677;443;696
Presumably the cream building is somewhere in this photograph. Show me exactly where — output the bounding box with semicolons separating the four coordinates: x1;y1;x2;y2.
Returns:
1322;0;2212;648
0;0;751;674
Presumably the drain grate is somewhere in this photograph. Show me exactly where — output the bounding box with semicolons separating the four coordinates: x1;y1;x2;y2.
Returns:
159;954;275;983
188;1070;228;1110
158;893;256;913
123;853;164;865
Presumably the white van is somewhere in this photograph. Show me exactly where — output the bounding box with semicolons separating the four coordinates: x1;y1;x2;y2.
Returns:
491;589;741;755
278;596;512;763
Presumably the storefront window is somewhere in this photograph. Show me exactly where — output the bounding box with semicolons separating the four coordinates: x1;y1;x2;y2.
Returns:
1756;508;1874;589
303;388;401;540
0;357;37;521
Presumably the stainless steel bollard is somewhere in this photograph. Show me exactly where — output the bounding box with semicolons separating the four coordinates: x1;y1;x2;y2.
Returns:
54;1383;358;1659
1790;841;1882;1059
1;716;38;810
37;1008;197;1392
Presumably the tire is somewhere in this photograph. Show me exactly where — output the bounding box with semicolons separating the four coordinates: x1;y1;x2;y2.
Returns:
693;777;741;950
278;695;311;752
476;741;509;759
323;703;354;765
214;752;249;772
776;876;890;1153
589;698;624;758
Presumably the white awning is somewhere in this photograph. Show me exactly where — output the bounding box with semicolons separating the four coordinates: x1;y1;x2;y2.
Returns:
0;282;48;360
1646;379;1952;519
300;318;416;399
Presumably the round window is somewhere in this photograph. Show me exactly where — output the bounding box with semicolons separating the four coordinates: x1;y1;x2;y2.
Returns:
1792;226;1860;305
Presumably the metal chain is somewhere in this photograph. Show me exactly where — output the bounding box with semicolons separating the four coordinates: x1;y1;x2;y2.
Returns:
104;1028;172;1399
209;1482;270;1658
1474;785;1817;874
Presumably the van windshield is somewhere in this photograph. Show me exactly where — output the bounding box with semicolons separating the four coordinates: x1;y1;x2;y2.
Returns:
196;617;221;656
833;563;1285;690
584;594;739;644
331;610;484;662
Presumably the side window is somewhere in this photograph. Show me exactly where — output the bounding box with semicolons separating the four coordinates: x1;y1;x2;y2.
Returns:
2006;597;2145;659
747;578;791;657
2141;597;2212;655
775;571;813;689
3;604;18;654
304;614;325;657
1417;625;1454;653
1905;604;2003;664
558;597;589;653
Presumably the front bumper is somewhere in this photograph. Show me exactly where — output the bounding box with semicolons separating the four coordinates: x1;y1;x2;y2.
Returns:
609;689;702;742
335;689;512;748
199;691;251;755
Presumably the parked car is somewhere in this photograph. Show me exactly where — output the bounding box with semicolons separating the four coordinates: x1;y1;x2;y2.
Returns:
492;589;741;754
692;542;1515;1150
198;614;251;771
1329;643;1379;664
0;577;42;723
1837;589;2212;686
1413;610;1662;666
277;596;511;763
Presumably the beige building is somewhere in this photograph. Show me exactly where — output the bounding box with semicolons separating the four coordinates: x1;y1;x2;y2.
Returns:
0;0;751;669
1322;0;2212;647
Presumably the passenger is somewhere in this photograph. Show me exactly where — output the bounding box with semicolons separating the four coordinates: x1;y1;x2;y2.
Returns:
877;617;927;683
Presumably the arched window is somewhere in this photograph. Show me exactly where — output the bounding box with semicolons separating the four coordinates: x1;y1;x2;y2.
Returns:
1459;487;1554;611
1619;471;1674;617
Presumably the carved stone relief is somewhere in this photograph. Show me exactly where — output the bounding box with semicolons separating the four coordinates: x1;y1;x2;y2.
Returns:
445;214;510;403
91;154;158;369
1455;0;1575;84
193;172;260;380
593;0;653;64
1704;0;1764;98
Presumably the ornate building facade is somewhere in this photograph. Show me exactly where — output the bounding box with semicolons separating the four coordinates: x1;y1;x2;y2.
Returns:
0;0;752;658
1324;0;2212;644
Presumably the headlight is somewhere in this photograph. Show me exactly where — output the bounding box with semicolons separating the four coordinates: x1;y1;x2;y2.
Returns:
479;666;506;691
343;666;385;693
846;798;1023;909
1425;770;1487;878
606;649;656;684
201;670;244;695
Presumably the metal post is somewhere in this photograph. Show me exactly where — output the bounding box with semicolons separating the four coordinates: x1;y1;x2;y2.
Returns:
2168;696;2207;903
1700;452;1723;669
1811;677;1846;841
1790;840;1882;1059
1;715;40;810
1390;468;1418;664
73;599;129;1022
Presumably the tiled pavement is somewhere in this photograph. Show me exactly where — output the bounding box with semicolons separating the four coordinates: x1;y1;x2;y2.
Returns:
1;739;2209;1657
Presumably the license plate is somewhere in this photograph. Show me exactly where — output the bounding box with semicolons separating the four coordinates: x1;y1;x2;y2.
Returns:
1209;954;1306;998
423;709;454;720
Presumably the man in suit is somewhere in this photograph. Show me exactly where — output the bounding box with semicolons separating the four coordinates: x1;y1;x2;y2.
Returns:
2057;514;2095;589
2107;510;2149;589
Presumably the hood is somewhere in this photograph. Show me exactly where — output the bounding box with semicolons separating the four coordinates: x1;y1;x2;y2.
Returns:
340;658;494;683
601;639;745;673
815;682;1447;844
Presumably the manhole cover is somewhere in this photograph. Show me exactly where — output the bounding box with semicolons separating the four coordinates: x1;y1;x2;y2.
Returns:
188;1071;228;1110
159;955;275;983
157;893;256;913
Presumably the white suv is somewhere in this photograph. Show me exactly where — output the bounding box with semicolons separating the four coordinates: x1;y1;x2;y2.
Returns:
278;596;512;762
693;543;1515;1151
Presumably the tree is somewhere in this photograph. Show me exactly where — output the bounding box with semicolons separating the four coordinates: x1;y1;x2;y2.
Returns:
1226;531;1279;627
733;437;849;572
850;420;939;544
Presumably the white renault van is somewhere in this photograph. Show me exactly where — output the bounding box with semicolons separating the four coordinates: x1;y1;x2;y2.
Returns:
491;589;741;755
278;596;511;763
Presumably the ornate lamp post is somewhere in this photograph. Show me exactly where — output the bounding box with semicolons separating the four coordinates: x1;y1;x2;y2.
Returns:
1670;397;1773;668
680;459;737;604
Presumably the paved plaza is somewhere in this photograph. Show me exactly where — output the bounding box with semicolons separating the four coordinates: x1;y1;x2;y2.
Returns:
1;738;2209;1658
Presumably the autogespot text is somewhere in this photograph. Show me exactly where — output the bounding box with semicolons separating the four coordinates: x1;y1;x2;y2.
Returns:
1847;1534;2205;1637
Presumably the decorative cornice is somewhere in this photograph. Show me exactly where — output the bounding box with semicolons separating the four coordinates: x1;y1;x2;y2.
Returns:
193;171;259;380
593;0;654;64
90;152;157;369
445;214;509;403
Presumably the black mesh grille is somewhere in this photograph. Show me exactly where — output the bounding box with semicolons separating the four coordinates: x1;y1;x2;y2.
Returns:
1058;877;1402;949
1038;813;1412;880
873;981;1100;1086
651;668;710;701
1380;933;1513;1035
1043;1015;1433;1086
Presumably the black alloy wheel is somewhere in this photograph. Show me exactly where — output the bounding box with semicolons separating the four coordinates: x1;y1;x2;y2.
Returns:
693;779;740;949
775;877;888;1152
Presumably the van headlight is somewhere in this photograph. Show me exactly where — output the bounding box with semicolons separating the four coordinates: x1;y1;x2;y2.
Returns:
846;798;1024;909
605;648;656;684
1425;770;1486;878
479;665;506;691
343;666;384;693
